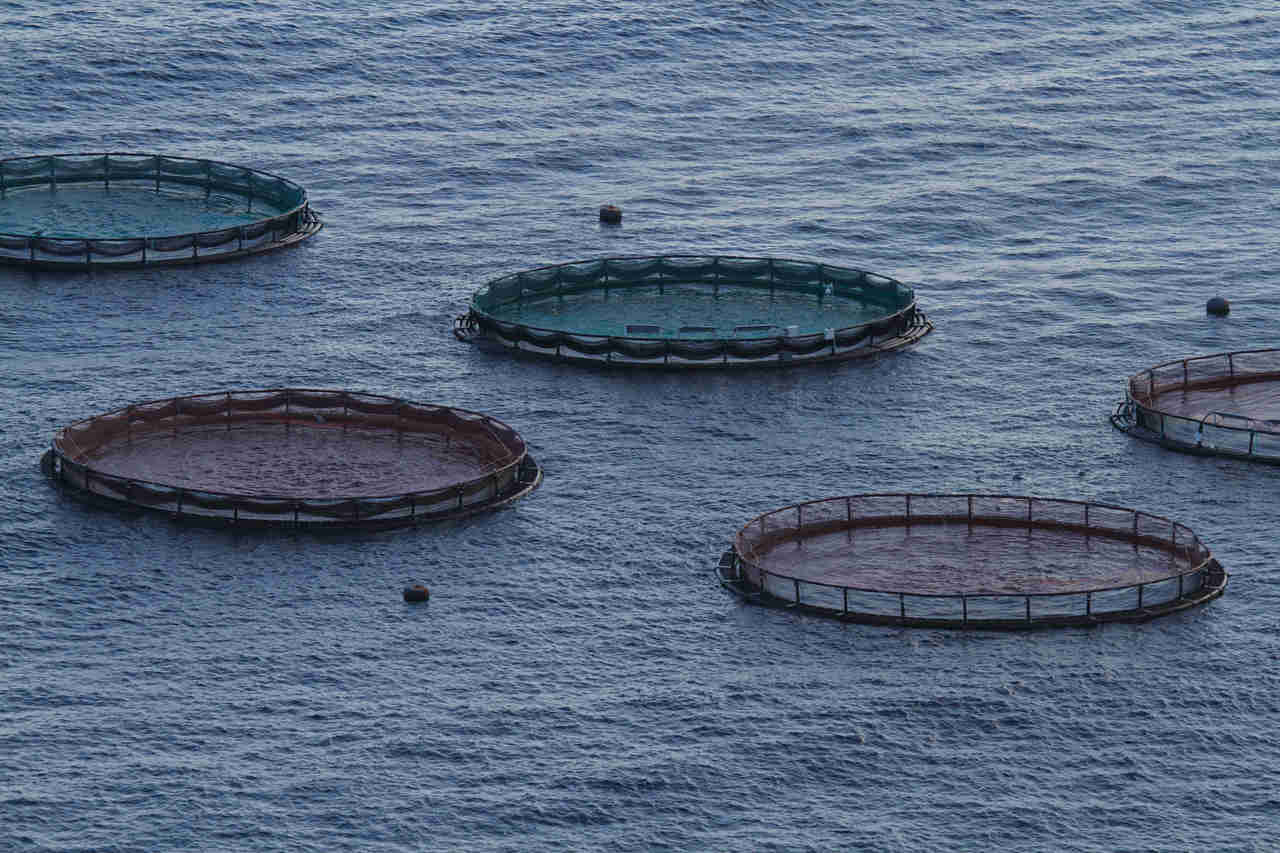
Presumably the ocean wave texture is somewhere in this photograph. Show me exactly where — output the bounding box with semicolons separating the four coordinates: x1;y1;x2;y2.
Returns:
3;1;1280;850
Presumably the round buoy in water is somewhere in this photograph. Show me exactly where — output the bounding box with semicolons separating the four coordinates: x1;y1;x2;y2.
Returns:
403;584;429;602
1206;296;1230;316
599;204;622;224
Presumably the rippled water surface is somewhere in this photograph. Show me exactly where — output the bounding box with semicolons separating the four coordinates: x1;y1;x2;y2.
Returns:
4;1;1280;850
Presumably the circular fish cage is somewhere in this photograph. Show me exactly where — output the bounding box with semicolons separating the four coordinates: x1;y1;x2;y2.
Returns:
1112;348;1280;464
453;255;931;368
715;493;1226;629
42;389;541;529
0;153;322;269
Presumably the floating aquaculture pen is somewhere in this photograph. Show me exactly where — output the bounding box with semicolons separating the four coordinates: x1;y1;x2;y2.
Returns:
716;493;1226;629
454;255;931;368
0;153;321;268
1112;348;1280;464
42;389;541;529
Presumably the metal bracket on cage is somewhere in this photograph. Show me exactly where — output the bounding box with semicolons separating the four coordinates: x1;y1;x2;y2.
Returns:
453;311;479;342
516;454;539;485
1110;398;1135;432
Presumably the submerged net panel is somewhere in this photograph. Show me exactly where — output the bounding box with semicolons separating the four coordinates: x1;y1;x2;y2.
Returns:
1115;348;1280;464
726;493;1224;628
461;254;931;368
0;153;318;267
48;389;535;528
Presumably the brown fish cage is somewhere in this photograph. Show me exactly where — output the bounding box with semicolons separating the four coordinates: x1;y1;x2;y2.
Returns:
716;493;1226;629
1112;348;1280;464
42;389;541;529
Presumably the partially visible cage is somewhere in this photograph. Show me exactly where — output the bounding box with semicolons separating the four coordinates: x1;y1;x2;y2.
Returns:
1112;348;1280;464
0;153;322;268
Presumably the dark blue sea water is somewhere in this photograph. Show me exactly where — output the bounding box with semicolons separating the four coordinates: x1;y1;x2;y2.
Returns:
4;1;1280;850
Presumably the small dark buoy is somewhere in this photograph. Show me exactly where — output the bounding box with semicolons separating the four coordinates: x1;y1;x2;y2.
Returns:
599;204;622;224
1206;296;1230;316
403;584;429;603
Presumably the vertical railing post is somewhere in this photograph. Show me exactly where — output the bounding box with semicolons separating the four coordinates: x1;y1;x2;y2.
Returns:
962;596;968;627
843;587;848;615
1138;583;1144;609
794;578;800;604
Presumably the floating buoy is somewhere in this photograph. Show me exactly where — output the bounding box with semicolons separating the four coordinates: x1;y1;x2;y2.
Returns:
599;204;622;224
1206;296;1230;316
403;584;429;602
